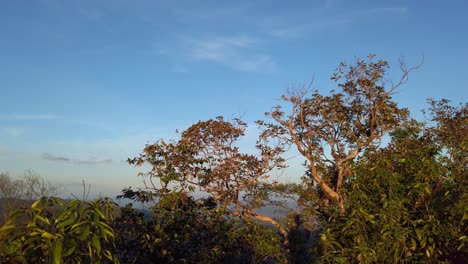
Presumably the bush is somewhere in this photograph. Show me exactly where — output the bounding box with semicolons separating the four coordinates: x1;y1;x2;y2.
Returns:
0;197;119;263
113;195;286;263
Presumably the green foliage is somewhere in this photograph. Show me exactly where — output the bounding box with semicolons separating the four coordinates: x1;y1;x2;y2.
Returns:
112;196;286;263
316;109;467;263
0;197;119;263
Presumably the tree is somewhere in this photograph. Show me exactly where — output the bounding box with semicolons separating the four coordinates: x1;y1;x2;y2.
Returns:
423;99;467;262
317;100;467;262
259;55;419;214
126;116;289;239
0;170;61;225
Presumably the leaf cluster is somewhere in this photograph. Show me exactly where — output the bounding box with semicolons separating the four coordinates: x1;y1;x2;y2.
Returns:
0;197;119;263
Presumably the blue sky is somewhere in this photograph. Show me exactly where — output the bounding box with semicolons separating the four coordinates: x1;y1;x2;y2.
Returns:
1;0;467;198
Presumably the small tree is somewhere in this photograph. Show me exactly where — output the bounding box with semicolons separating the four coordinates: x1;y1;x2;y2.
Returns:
0;170;61;224
259;55;418;214
127;116;289;238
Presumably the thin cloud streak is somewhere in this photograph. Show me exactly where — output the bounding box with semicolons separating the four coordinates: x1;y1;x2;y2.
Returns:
268;18;352;39
0;114;59;121
356;6;408;16
43;153;112;165
267;5;408;40
43;153;70;162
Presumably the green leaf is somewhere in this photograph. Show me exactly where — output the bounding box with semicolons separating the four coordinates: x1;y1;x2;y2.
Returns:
56;213;77;229
41;232;58;240
35;214;51;225
78;226;90;241
29;231;42;237
31;199;42;209
99;225;115;239
415;229;423;240
63;243;77;257
52;239;63;264
103;249;113;260
93;207;106;220
70;222;86;231
381;231;391;239
91;234;101;253
0;225;16;233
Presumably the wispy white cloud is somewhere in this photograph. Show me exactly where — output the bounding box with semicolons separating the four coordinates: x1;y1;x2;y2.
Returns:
43;153;112;165
184;35;256;61
2;127;25;137
355;6;408;16
0;114;59;121
267;5;408;40
171;64;189;73
181;35;276;72
268;18;352;39
170;2;252;23
233;55;276;72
